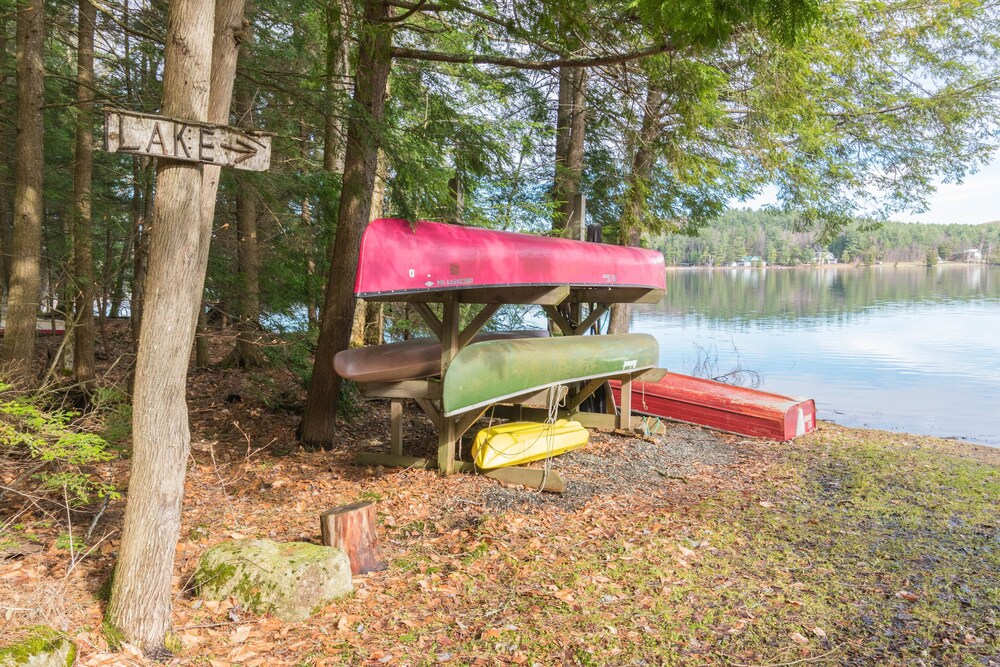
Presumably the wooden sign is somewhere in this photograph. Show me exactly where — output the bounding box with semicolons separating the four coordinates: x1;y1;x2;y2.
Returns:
103;108;271;172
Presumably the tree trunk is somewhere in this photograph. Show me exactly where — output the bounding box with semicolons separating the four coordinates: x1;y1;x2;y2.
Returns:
561;68;588;240
319;502;385;575
106;0;217;654
363;301;383;346
71;0;97;388
130;158;154;349
324;0;352;174
361;150;387;346
300;124;318;328
0;26;10;301
0;0;44;383
221;88;267;367
609;85;661;335
551;68;572;233
552;67;586;236
0;187;7;303
348;148;386;347
193;0;247;369
300;0;391;449
109;233;132;319
303;195;318;327
195;304;210;367
350;298;366;347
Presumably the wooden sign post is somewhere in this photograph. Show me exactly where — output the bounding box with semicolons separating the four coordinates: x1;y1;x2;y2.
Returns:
103;108;272;172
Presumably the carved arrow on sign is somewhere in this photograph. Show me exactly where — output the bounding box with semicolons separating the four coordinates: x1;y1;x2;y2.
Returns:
221;139;260;165
103;108;272;172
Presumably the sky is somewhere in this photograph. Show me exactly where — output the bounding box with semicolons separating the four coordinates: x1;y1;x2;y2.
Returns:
896;159;1000;225
745;157;1000;226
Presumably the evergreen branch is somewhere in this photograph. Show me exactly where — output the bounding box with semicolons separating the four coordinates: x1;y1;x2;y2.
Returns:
390;42;676;71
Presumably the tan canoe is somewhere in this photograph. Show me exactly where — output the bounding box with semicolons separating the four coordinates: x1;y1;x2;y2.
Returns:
333;330;547;383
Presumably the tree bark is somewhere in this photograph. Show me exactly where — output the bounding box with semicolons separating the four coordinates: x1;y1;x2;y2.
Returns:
551;67;572;233
348;148;386;348
300;0;391;449
324;0;352;174
72;0;97;388
130;158;154;349
193;0;247;366
109;233;133;319
221;88;267;367
300;123;318;328
552;67;587;238
106;0;216;653
195;304;211;367
363;301;383;346
609;85;661;335
0;0;44;383
319;502;385;575
0;26;10;301
562;67;587;240
304;196;318;328
350;298;366;347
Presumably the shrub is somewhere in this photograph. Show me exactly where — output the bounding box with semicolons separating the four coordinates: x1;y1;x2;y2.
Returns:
0;382;120;506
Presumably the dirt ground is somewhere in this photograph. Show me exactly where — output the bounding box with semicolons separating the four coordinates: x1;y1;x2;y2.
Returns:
2;324;996;666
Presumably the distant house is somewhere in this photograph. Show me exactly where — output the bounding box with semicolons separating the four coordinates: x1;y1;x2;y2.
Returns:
733;255;765;267
813;250;837;264
951;248;982;262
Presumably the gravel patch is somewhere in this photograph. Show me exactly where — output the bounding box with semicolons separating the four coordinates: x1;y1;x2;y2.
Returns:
479;424;743;512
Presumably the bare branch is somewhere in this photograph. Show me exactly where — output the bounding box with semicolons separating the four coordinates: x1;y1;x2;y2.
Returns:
380;0;430;23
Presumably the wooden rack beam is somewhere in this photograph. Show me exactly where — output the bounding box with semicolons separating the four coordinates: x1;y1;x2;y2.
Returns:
458;303;501;348
412;302;442;339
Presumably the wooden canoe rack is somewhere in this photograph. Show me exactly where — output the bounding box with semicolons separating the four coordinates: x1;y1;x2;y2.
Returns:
353;293;665;492
346;218;668;492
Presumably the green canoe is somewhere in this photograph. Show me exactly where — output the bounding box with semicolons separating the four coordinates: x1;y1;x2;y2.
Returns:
442;333;659;417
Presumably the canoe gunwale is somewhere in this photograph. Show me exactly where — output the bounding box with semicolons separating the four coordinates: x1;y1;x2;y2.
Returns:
441;365;656;418
357;283;665;305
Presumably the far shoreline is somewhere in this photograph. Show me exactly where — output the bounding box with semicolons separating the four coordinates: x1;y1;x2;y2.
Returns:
664;259;996;270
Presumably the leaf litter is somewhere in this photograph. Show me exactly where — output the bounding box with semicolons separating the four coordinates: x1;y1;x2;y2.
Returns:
1;324;998;666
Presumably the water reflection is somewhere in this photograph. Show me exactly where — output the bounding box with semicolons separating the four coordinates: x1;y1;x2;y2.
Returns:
633;265;1000;446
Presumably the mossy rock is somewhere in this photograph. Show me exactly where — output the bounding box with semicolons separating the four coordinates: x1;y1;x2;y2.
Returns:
193;539;352;622
0;626;76;667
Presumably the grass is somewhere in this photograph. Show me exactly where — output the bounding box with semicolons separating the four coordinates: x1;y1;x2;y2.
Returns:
387;430;999;666
4;409;997;666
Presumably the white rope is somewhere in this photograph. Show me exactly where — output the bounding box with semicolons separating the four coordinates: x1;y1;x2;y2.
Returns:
537;384;566;492
474;385;566;490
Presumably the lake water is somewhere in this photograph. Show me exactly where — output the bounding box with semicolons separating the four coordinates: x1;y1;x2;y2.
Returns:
630;264;1000;446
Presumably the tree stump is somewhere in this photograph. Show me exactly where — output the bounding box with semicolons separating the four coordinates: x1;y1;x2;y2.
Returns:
319;501;386;575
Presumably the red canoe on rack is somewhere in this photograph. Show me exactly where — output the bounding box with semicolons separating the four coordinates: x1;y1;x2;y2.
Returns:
354;218;666;303
610;373;816;441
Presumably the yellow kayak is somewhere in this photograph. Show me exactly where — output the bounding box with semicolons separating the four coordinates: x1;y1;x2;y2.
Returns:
471;419;589;470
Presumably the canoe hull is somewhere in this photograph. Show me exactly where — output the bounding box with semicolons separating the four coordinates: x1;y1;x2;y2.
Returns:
472;419;589;469
333;330;548;383
355;218;666;300
0;320;66;336
443;333;658;416
610;373;816;441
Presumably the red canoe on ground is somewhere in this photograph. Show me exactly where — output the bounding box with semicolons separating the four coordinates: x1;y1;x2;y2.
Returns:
610;373;816;441
0;319;66;336
354;218;666;301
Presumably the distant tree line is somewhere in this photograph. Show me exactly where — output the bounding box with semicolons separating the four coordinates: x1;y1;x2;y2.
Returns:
654;209;1000;266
